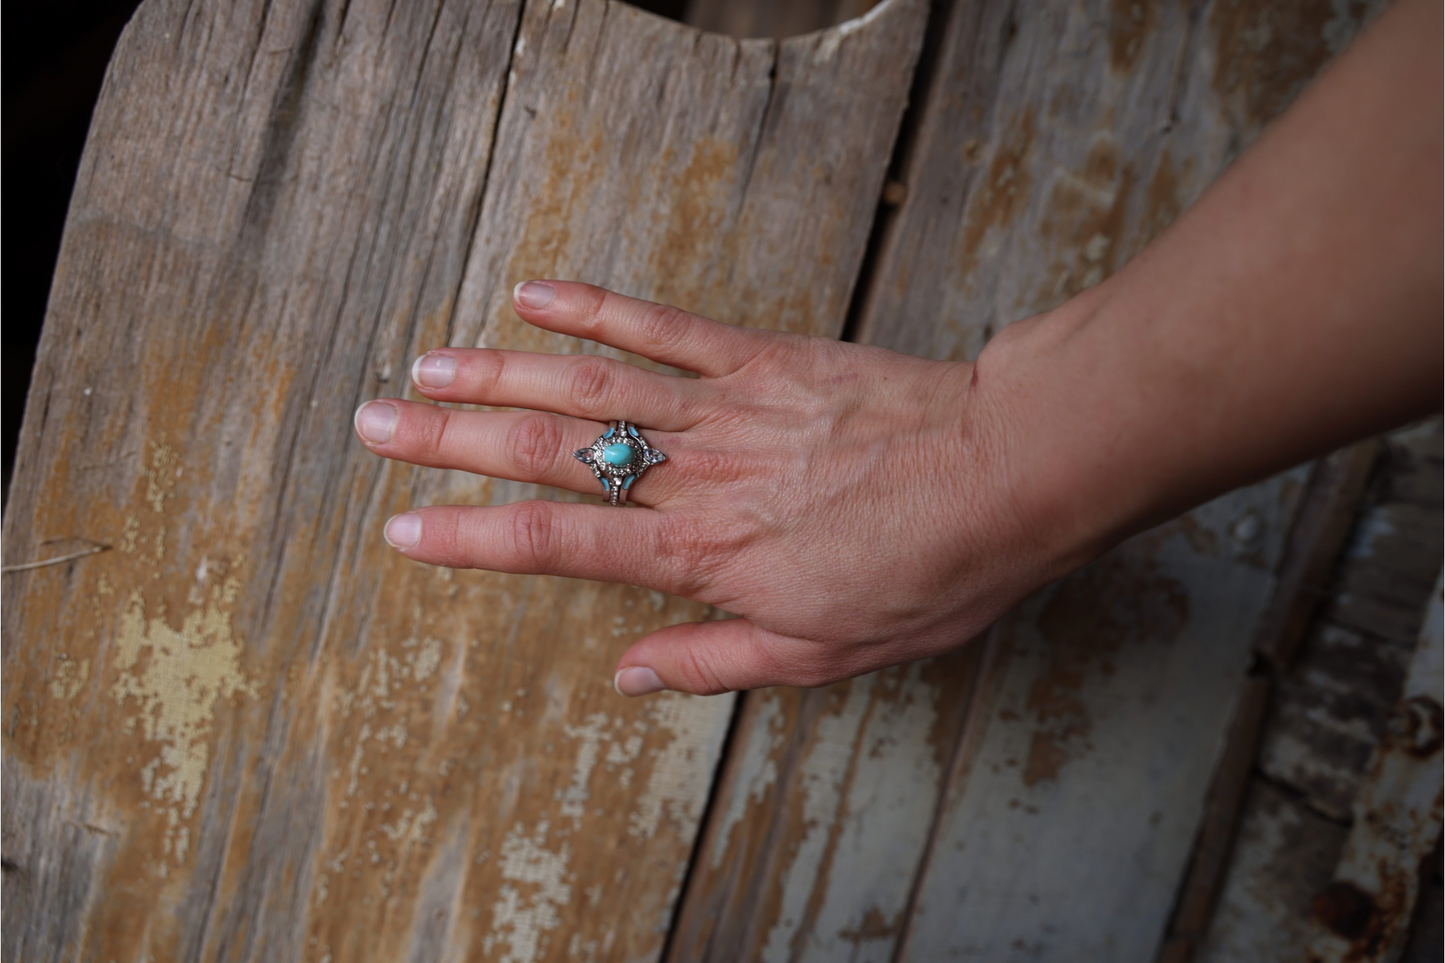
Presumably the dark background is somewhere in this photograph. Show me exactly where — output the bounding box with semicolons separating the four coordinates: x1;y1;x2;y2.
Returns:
4;1;144;505
0;0;695;507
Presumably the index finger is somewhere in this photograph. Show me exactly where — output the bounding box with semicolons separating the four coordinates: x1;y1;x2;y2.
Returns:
512;281;770;377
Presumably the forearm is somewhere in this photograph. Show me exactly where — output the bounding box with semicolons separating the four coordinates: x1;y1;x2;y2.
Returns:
976;0;1442;562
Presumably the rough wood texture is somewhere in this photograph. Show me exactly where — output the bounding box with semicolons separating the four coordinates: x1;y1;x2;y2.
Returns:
0;1;925;960
665;649;985;963
1305;570;1443;962
1193;418;1443;962
1259;421;1442;820
682;0;878;40
1159;675;1272;962
866;1;1378;960
1194;779;1351;962
1253;442;1381;669
1160;443;1383;963
669;1;1385;960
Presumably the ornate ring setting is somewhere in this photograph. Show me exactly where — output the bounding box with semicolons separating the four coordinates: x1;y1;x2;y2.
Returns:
574;420;666;506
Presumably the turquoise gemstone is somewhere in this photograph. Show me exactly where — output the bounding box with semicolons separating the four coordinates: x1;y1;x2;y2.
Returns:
598;475;610;494
627;424;639;438
623;474;636;489
602;443;635;467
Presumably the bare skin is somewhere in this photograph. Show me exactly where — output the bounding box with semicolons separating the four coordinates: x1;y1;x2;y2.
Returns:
353;0;1441;697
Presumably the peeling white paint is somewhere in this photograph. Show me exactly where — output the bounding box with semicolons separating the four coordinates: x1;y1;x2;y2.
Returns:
629;692;734;839
489;821;573;963
110;582;257;869
761;679;874;963
712;690;785;868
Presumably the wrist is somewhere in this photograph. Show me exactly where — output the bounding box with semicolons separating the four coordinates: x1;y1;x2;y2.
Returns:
965;291;1138;581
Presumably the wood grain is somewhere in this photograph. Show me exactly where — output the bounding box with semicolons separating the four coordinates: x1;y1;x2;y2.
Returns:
0;1;925;960
1195;418;1443;961
672;0;1388;960
1305;568;1443;962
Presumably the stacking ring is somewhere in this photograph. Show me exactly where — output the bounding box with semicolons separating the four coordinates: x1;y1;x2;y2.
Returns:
574;421;667;506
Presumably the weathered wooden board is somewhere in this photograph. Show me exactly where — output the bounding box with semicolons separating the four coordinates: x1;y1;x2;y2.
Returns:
666;649;985;962
876;0;1389;953
1306;568;1443;961
0;1;925;960
1187;418;1442;962
1157;443;1383;963
683;0;877;40
672;0;1387;960
1193;779;1351;962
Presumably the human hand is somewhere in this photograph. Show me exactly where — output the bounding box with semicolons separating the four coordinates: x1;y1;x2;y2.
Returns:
352;282;1079;696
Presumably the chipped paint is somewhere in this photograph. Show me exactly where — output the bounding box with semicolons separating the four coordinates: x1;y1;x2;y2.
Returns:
49;657;91;701
761;681;873;963
488;821;573;963
1306;572;1444;962
560;712;610;824
110;582;256;868
712;691;785;869
630;692;734;839
143;438;180;514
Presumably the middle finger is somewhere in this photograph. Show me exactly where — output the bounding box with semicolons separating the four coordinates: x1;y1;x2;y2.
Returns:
353;401;689;505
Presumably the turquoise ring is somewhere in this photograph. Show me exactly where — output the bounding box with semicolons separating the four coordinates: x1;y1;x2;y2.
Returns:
573;420;667;506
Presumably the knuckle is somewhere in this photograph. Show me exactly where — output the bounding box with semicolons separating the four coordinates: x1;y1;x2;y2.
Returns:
566;356;615;412
507;413;565;478
635;303;688;354
655;519;722;597
674;645;730;696
575;286;611;334
472;348;508;387
417;406;454;460
675;447;748;485
507;501;560;569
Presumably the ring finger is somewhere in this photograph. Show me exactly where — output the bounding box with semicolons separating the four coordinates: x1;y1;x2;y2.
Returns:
353;401;686;505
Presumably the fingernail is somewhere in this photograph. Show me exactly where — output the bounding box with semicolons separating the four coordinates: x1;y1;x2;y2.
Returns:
354;401;397;444
412;352;455;389
514;281;555;309
384;513;421;549
614;666;667;697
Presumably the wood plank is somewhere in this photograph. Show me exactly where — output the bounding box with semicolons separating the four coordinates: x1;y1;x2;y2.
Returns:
1258;419;1443;821
1193;778;1350;963
1182;418;1441;961
665;649;986;963
682;0;879;40
1305;569;1444;962
0;1;926;960
856;0;1383;959
1160;441;1384;962
1252;442;1381;669
673;0;1386;957
1257;623;1414;822
1158;675;1272;961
